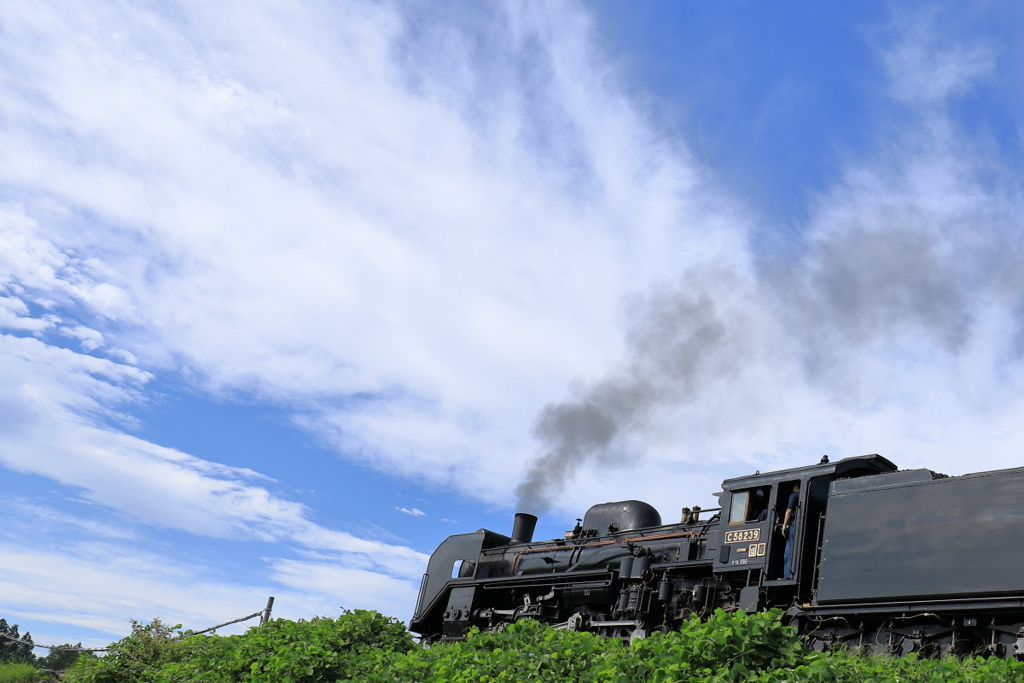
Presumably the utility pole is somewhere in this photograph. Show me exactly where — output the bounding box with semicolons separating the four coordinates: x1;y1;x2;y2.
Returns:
260;597;275;626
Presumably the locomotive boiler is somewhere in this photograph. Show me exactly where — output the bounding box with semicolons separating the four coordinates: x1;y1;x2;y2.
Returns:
410;454;1024;657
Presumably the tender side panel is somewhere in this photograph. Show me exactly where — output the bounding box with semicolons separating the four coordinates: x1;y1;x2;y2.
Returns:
817;468;1024;604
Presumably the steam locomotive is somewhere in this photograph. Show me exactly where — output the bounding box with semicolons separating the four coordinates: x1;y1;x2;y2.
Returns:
410;454;1024;657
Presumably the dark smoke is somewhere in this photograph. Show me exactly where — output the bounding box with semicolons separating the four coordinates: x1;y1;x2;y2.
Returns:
514;277;747;513
514;400;618;513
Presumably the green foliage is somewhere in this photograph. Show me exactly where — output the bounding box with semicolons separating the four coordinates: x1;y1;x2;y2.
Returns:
374;609;1024;683
153;609;414;683
65;618;195;683
773;649;1024;683
624;608;804;682
374;618;626;683
37;643;87;671
368;608;803;683
0;619;36;664
55;607;1024;683
0;661;51;683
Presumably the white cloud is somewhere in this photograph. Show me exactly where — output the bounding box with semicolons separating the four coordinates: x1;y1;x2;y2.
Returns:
3;500;138;541
267;559;419;620
0;296;54;332
0;333;427;568
60;324;105;351
879;9;996;106
396;507;425;517
0;540;402;647
0;325;427;600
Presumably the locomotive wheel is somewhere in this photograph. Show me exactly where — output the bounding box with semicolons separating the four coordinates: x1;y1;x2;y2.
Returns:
989;622;1024;660
898;637;920;657
566;608;599;633
600;626;634;640
808;637;829;653
566;612;592;632
629;627;647;645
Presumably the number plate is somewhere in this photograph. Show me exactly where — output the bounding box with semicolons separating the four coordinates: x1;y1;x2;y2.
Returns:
724;528;760;544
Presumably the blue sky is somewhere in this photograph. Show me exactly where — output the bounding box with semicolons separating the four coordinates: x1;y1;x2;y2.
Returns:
3;0;1024;651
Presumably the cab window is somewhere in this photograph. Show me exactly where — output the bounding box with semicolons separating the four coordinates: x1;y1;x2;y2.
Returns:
728;491;749;524
728;487;770;524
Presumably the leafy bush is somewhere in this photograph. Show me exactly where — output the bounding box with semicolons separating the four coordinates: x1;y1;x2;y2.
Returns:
371;608;803;683
37;643;88;671
64;619;198;683
153;609;414;683
375;618;624;683
623;608;804;682
0;661;52;683
0;620;36;665
59;606;1024;683
773;649;1024;683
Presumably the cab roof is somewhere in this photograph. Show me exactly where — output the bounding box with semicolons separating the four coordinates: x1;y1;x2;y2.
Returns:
720;454;897;491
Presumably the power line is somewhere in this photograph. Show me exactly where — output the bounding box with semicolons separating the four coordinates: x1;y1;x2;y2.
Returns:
0;597;275;653
0;632;109;653
186;609;265;637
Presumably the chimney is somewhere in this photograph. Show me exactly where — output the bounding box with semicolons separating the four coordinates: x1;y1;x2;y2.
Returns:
511;512;538;544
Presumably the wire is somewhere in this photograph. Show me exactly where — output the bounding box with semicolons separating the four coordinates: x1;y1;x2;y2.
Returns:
0;633;109;653
0;608;268;652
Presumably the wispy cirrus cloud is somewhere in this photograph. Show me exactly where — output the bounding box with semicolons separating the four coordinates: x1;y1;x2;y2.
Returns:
0;540;411;648
0;323;427;564
3;500;138;541
878;9;997;106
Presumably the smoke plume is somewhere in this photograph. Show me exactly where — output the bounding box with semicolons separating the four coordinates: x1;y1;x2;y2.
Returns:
515;269;758;513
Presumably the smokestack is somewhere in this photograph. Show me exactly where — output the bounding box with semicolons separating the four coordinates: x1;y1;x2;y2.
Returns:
511;512;538;544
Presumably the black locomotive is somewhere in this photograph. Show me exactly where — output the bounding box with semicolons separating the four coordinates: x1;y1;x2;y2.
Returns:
410;454;1024;657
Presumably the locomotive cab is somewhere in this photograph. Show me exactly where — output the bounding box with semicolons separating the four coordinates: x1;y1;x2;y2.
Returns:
714;454;898;609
